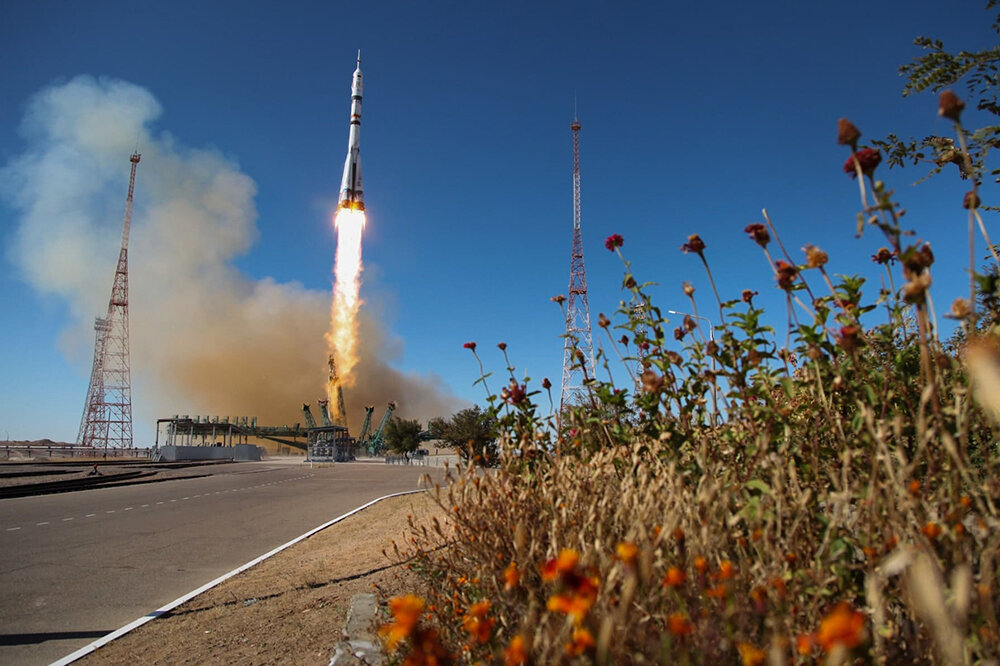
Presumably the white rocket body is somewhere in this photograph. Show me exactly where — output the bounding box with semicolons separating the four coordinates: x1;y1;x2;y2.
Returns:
338;52;364;211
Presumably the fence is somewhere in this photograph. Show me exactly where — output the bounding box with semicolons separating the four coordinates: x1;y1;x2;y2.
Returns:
384;453;461;467
1;445;152;460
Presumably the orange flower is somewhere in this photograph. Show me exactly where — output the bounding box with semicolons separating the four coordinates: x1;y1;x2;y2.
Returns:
667;612;693;636
541;548;580;581
715;560;735;580
693;556;707;574
750;586;766;614
738;642;766;666
663;567;686;588
770;577;787;599
796;633;815;656
379;594;426;651
504;634;528;665
816;602;866;652
504;562;520;591
461;600;494;644
547;589;596;625
616;541;639;566
960;496;972;508
908;479;921;497
565;627;596;656
921;522;943;540
706;584;728;599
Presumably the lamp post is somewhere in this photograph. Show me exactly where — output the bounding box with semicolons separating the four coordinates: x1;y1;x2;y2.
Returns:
667;310;718;424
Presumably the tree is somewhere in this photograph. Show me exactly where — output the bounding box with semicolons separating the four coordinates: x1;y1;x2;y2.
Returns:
435;406;498;466
383;417;423;457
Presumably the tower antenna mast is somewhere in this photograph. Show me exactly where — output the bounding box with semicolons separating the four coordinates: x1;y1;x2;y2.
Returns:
77;151;140;452
560;113;595;411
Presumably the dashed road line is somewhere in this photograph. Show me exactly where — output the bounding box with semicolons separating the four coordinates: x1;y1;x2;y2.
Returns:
5;472;314;532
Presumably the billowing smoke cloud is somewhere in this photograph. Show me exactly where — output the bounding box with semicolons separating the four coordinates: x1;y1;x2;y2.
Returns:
1;75;462;441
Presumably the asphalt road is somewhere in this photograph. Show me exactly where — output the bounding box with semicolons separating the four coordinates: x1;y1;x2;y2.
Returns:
0;458;443;665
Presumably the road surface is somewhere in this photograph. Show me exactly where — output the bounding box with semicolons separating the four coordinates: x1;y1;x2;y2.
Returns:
0;458;441;665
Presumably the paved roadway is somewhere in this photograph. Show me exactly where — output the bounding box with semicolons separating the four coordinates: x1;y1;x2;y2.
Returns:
0;458;443;665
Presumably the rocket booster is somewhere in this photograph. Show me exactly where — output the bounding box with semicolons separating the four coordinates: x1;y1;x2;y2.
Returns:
338;51;364;211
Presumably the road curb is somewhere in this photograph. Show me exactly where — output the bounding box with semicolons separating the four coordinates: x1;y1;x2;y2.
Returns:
50;489;425;666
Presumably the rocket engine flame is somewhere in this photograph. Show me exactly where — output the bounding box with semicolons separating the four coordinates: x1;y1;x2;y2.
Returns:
326;207;366;405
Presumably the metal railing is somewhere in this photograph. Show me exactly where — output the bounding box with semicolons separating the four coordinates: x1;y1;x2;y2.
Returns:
1;445;152;460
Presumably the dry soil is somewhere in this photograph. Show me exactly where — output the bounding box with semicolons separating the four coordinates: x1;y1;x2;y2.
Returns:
78;492;446;665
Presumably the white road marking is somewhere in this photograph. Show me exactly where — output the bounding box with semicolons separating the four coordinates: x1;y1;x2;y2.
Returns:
63;518;74;522
36;522;49;526
141;504;149;508
106;510;115;514
124;507;133;511
85;514;96;517
6;527;21;531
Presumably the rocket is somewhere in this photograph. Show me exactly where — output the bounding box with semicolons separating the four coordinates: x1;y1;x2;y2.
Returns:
338;51;364;211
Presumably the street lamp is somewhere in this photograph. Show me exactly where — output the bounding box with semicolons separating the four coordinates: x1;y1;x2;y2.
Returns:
667;310;718;424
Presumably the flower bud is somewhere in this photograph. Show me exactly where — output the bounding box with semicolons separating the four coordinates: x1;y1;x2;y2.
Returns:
837;118;861;147
939;90;965;122
682;281;695;297
964;191;980;210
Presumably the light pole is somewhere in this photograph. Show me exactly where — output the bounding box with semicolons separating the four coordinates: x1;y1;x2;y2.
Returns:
667;310;718;424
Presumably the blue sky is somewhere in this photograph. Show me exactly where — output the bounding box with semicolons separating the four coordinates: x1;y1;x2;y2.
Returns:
0;1;996;444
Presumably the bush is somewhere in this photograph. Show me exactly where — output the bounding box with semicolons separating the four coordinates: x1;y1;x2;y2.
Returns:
379;40;1000;666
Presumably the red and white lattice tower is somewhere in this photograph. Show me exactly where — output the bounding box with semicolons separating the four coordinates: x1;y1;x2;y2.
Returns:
77;152;140;450
560;116;595;410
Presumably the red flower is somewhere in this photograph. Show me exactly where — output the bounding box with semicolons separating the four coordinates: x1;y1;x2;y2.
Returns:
463;341;477;351
497;342;507;350
775;260;799;290
541;377;552;390
681;234;706;254
744;223;769;247
843;148;881;178
741;289;758;303
604;233;624;251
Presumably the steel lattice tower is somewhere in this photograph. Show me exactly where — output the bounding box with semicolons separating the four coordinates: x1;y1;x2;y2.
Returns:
77;151;140;450
560;116;595;410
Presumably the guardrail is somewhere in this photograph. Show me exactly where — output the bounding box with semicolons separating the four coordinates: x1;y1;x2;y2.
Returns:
1;446;153;460
384;454;460;467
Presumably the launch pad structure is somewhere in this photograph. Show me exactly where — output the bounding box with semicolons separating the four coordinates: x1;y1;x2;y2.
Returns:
153;400;395;462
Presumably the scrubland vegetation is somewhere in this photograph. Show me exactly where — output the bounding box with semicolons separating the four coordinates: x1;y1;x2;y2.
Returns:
379;13;1000;664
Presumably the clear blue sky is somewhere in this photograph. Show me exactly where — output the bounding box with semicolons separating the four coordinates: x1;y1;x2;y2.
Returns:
0;1;995;444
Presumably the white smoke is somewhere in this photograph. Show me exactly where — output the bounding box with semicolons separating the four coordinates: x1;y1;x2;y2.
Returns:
1;75;461;442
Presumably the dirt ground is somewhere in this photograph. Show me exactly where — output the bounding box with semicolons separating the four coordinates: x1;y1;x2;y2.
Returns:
79;492;447;665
